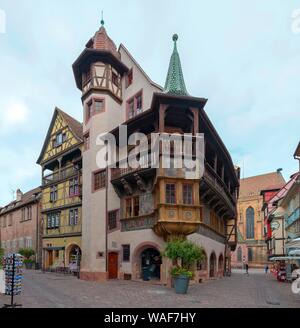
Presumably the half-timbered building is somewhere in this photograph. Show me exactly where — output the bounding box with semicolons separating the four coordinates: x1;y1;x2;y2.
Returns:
37;108;83;271
72;20;240;283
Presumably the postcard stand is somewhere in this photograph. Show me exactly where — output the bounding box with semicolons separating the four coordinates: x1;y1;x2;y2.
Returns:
2;254;22;308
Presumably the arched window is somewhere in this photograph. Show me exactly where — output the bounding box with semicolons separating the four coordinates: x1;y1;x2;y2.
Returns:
237;247;242;262
246;207;255;239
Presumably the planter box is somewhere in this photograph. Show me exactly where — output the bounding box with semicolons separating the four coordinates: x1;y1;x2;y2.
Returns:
174;275;190;294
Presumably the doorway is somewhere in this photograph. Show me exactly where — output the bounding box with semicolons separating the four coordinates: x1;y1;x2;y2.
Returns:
141;248;161;280
48;250;53;268
209;253;216;278
108;252;118;279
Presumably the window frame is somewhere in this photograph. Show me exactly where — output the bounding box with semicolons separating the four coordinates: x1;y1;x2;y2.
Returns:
92;169;107;192
165;183;176;204
182;183;193;205
122;244;131;262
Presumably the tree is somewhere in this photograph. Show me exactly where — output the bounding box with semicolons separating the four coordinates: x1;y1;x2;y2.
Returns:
164;239;204;277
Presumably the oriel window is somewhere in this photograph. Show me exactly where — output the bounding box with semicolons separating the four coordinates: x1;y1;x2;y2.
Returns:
125;199;132;218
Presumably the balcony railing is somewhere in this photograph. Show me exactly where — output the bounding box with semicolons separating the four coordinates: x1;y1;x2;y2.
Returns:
43;165;81;186
204;163;236;214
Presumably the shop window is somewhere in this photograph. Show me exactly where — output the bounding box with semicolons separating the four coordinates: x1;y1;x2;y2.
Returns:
183;184;193;205
93;170;106;191
122;245;130;262
166;183;176;204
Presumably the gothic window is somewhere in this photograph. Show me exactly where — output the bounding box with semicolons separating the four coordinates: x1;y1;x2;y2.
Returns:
248;248;253;262
246;207;255;239
237;247;242;262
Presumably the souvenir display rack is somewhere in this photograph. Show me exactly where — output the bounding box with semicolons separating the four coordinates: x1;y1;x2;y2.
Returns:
2;254;23;308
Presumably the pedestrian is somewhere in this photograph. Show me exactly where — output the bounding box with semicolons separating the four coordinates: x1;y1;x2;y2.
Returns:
265;265;269;274
245;263;249;275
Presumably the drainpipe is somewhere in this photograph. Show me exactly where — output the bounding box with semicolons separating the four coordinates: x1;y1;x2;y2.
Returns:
105;166;109;278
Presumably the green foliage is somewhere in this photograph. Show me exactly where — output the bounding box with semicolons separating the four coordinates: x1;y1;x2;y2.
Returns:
171;267;193;279
18;248;35;259
23;259;34;264
164;239;204;277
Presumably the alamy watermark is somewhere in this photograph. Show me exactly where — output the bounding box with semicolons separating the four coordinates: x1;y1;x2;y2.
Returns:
95;127;205;180
0;9;6;34
291;9;300;34
292;269;300;295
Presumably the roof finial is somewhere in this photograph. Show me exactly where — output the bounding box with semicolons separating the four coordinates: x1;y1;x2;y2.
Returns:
173;34;178;42
101;10;105;26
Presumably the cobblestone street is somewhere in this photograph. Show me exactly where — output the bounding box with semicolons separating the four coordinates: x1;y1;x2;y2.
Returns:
1;269;300;308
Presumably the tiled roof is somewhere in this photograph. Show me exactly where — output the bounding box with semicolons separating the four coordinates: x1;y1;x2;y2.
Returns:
0;187;41;215
239;172;286;198
56;108;83;141
164;35;188;96
91;25;120;60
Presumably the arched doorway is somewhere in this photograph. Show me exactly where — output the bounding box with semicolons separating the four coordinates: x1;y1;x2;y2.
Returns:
209;252;217;278
67;245;81;274
218;254;224;276
140;248;161;281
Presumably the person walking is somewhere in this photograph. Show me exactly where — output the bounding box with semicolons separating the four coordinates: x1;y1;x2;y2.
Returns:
265;265;269;274
245;263;249;276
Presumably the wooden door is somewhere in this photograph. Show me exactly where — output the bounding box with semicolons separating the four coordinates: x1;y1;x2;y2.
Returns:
108;253;118;279
48;251;53;267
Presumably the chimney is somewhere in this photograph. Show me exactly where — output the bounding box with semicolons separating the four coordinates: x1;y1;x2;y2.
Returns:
16;189;23;202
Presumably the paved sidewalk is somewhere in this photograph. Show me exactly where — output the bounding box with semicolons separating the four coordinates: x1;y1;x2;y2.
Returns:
1;269;300;308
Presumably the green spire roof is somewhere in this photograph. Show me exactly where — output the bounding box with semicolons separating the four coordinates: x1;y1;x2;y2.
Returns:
164;34;188;96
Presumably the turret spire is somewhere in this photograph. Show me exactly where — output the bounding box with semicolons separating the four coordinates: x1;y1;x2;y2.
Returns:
164;34;188;96
101;11;105;26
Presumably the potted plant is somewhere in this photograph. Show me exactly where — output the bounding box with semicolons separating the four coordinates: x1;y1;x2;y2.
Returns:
164;239;204;294
18;248;35;269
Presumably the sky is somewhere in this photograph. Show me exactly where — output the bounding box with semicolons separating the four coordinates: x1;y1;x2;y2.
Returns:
0;0;299;206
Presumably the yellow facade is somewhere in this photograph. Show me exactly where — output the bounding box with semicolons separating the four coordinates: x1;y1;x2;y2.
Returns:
38;108;83;270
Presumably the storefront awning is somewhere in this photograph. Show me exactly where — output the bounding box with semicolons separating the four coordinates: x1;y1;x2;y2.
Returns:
270;256;300;261
43;247;65;251
286;237;300;249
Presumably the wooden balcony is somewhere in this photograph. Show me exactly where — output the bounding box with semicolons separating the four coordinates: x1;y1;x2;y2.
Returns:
202;163;237;217
43;165;81;186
